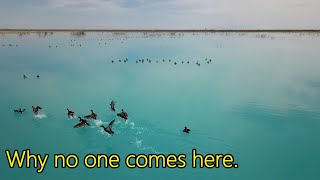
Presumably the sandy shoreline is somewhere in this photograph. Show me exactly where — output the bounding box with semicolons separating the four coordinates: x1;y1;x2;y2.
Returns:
1;29;320;34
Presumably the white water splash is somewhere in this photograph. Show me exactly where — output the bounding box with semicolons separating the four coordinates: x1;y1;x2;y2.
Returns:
131;138;160;153
94;119;104;127
68;115;77;119
129;122;135;129
133;138;142;148
98;127;113;137
141;146;161;154
34;114;47;119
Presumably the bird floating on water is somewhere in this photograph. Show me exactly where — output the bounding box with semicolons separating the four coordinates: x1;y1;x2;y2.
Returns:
14;108;26;114
110;101;116;112
183;127;190;133
67;108;75;118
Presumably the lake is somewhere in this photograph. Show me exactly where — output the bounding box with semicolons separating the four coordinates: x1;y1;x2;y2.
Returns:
0;31;320;179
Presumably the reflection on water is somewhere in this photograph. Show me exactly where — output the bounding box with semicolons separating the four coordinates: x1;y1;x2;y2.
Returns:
0;32;320;180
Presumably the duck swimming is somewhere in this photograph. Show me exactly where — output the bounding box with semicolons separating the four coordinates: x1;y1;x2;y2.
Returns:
101;119;115;135
117;109;128;121
23;75;27;79
183;127;190;133
84;110;97;120
67;108;75;118
73;117;90;128
32;106;42;115
14;108;26;114
110;101;116;112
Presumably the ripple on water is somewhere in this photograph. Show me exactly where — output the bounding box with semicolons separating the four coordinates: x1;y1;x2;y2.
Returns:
69;115;159;154
68;115;77;120
131;137;161;154
34;114;47;119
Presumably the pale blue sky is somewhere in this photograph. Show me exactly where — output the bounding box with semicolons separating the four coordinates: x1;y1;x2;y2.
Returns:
0;0;319;29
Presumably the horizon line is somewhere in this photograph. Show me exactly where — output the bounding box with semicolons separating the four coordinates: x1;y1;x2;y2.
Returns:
1;29;320;33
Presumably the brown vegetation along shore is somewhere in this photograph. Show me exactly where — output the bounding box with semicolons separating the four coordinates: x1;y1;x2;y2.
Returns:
1;29;320;34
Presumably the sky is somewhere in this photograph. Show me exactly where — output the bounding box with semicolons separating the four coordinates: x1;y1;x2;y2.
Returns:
0;0;319;29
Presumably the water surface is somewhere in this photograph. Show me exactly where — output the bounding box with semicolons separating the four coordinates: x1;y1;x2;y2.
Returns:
0;32;320;179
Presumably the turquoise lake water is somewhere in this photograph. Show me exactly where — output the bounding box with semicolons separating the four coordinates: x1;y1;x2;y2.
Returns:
0;32;320;179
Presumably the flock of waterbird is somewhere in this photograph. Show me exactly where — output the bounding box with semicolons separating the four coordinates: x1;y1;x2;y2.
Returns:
65;101;129;135
111;58;213;67
9;32;207;135
14;98;129;136
15;75;191;134
2;35;213;67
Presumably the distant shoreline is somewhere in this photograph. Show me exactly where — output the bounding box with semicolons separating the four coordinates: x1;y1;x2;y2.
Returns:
1;29;320;33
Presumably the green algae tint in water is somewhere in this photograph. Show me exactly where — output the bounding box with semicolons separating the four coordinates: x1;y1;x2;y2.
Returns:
0;32;320;180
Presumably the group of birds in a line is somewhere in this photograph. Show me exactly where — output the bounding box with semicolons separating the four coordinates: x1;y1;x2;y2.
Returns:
47;37;129;48
2;44;19;47
23;74;39;79
111;58;213;67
